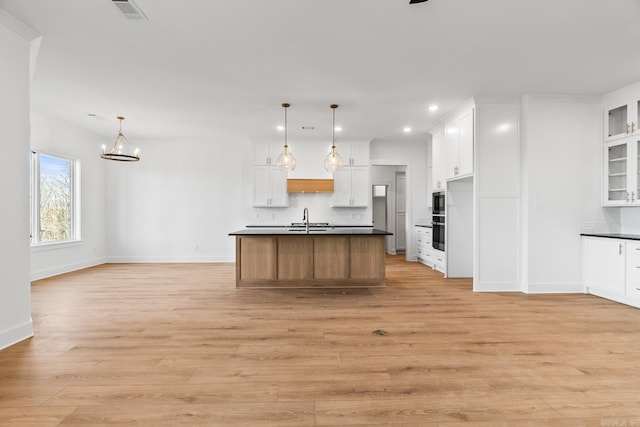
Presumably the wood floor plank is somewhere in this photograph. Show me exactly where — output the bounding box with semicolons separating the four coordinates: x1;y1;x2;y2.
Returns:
0;256;637;426
57;402;316;426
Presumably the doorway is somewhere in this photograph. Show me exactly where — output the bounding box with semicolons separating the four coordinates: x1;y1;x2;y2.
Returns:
371;165;407;255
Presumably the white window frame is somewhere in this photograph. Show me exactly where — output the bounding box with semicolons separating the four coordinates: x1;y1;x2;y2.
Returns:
30;151;81;246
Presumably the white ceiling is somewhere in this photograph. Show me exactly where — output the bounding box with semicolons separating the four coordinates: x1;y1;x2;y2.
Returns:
1;0;640;144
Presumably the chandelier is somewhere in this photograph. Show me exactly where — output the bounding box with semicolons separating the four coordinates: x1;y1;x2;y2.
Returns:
100;116;140;162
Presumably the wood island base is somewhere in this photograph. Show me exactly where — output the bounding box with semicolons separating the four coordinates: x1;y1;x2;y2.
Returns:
235;235;386;288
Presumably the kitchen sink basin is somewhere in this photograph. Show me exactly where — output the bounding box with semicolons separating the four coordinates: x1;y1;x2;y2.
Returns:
287;228;327;232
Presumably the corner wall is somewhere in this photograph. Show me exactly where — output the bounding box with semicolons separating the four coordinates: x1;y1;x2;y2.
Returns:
0;18;34;349
30;113;108;280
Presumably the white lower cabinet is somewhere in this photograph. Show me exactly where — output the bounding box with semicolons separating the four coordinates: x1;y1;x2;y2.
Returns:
626;242;640;299
582;236;640;307
433;249;446;275
415;226;433;267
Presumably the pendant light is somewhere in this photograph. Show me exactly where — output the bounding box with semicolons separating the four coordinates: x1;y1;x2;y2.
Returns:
100;116;140;162
324;104;344;172
276;103;296;171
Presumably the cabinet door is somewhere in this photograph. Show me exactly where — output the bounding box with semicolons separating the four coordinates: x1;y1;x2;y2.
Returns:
252;166;288;207
444;120;459;180
252;144;272;165
458;110;474;177
603;140;629;206
631;138;640;205
350;167;370;207
268;167;288;207
252;166;271;206
349;143;370;166
331;168;352;207
583;237;625;295
432;130;445;191
604;98;640;142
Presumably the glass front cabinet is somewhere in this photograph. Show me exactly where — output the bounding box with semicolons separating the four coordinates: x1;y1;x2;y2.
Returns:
604;138;640;206
604;98;640;142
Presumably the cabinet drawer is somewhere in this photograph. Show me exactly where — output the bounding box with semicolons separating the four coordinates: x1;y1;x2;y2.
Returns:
627;243;640;265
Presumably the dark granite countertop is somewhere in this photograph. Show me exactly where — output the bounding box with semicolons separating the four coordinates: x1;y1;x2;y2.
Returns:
245;224;374;228
415;224;433;228
581;233;640;241
230;228;392;236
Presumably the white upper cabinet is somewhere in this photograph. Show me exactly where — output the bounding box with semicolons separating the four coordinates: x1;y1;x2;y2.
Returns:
335;142;370;166
331;166;369;207
603;82;640;142
252;143;283;166
431;126;445;192
444;109;474;180
252;165;288;207
603;137;640;206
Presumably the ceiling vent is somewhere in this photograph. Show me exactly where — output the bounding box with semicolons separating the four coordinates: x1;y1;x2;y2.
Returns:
112;0;148;21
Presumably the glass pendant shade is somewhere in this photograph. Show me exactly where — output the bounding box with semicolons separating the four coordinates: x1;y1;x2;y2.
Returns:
277;103;295;171
100;116;140;162
276;145;296;171
324;104;343;172
324;146;344;172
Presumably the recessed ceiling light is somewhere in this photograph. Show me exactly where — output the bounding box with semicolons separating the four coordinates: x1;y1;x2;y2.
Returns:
428;105;439;112
497;123;511;132
403;127;412;133
276;125;285;131
334;126;342;132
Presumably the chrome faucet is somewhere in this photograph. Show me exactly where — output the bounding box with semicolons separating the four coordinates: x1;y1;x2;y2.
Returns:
302;207;309;233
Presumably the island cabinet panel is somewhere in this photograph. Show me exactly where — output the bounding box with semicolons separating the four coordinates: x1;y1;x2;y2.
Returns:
232;233;388;288
314;237;350;279
237;237;276;281
277;237;313;280
350;236;385;280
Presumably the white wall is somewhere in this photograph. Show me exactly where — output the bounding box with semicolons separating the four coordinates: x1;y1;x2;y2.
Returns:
0;17;34;349
370;139;430;261
106;137;251;262
30;113;107;280
520;95;606;293
474;100;521;291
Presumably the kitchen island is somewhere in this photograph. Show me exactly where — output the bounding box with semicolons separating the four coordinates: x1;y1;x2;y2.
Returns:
229;227;392;288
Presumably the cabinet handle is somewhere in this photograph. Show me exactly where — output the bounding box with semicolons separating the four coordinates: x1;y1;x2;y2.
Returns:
627;123;632;134
633;122;637;133
619;243;623;255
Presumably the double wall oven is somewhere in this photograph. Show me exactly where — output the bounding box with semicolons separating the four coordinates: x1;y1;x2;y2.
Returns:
432;191;445;251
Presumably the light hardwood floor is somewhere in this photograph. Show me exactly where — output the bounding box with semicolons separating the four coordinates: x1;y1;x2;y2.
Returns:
2;256;640;426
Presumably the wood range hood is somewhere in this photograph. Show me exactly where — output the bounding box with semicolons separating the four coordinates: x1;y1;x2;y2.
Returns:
287;179;334;193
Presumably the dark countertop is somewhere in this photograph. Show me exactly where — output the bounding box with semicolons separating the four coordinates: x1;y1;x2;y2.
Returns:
415;224;433;228
245;224;374;228
581;233;640;241
230;228;392;236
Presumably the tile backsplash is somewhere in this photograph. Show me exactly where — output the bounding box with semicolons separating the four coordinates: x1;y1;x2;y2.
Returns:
251;193;372;226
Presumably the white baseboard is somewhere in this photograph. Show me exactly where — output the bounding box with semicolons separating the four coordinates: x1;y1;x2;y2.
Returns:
524;282;585;294
106;256;235;263
30;257;107;281
0;319;33;350
587;288;640;309
473;281;520;292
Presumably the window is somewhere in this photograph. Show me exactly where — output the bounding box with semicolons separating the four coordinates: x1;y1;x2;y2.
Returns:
30;151;80;245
